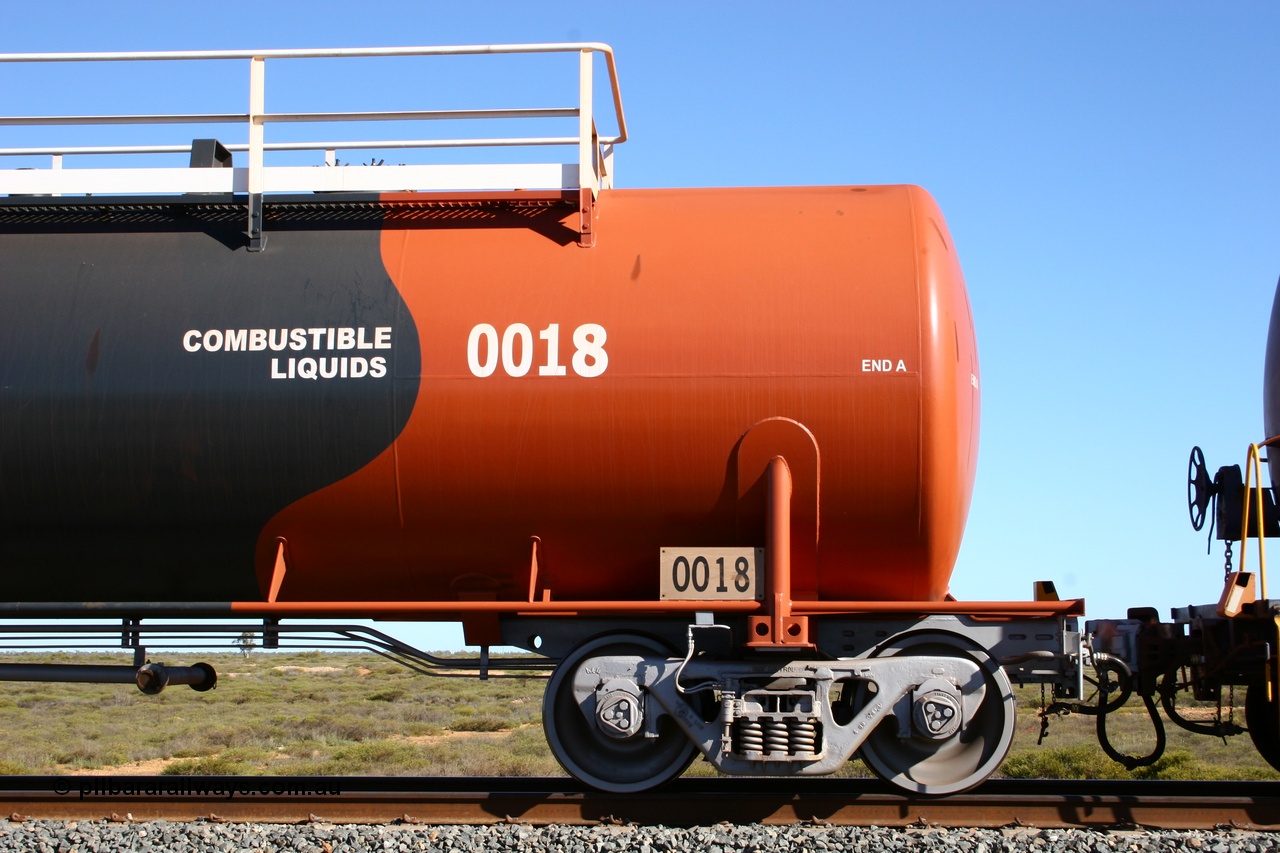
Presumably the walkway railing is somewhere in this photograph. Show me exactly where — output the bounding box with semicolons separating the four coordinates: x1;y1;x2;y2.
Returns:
0;43;626;247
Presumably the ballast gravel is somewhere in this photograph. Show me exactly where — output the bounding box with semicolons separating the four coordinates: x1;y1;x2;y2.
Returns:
0;822;1277;853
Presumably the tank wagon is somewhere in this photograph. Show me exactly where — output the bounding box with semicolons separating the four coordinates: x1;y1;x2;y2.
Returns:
0;44;1087;795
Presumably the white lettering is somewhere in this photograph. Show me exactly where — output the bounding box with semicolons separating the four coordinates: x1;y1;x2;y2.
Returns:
538;324;567;376
186;324;398;380
502;323;533;377
467;324;499;377
469;321;608;378
896;360;907;372
572;323;608;378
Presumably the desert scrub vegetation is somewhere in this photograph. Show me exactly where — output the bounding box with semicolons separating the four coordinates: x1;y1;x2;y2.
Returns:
0;651;1274;781
0;650;558;776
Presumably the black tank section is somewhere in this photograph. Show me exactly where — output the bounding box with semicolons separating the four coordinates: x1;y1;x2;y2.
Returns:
0;199;420;601
1266;275;1280;489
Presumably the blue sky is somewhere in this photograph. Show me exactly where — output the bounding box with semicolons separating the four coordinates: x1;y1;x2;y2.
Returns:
3;4;1278;653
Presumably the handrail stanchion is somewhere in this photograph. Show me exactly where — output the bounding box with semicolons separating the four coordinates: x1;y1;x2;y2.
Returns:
577;48;597;247
578;48;594;195
247;56;267;251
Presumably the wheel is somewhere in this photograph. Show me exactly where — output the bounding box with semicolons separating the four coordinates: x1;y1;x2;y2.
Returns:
856;632;1016;796
542;634;697;792
1246;682;1280;771
1188;445;1212;531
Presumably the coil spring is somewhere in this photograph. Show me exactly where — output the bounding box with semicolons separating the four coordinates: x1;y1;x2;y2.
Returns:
736;719;764;754
763;718;790;754
790;719;819;754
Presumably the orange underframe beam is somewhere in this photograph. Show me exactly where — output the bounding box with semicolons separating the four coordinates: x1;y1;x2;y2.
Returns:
222;598;1084;619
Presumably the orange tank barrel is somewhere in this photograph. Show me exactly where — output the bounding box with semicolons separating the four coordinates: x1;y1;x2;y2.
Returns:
255;184;980;609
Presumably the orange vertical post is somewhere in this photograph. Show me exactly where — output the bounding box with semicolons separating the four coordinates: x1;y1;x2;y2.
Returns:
768;456;793;641
747;456;812;648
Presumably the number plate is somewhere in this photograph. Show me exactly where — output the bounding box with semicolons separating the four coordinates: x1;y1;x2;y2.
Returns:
659;547;764;601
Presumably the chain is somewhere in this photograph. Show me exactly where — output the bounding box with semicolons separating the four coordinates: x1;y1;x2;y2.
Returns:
1224;685;1235;743
1224;539;1234;580
1036;683;1076;745
1037;684;1050;745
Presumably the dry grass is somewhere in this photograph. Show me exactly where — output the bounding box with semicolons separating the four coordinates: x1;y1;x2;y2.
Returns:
0;650;557;777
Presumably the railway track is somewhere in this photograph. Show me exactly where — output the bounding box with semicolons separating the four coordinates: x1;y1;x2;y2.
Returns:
0;777;1275;830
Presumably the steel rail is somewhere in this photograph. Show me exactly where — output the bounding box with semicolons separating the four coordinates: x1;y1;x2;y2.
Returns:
0;777;1276;829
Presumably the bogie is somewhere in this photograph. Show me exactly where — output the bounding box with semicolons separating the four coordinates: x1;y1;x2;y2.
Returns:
542;623;1037;796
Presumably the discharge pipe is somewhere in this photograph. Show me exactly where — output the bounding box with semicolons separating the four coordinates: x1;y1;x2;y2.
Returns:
0;662;216;694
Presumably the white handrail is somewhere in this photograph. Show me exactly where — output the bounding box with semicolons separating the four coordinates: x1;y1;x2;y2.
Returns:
0;43;626;199
0;43;626;141
0;139;581;157
0;109;581;127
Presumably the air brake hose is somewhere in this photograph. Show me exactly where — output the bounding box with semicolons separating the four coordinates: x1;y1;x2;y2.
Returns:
1073;654;1132;716
1159;667;1244;737
1092;653;1166;770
